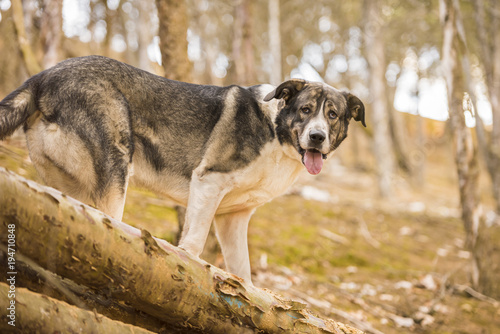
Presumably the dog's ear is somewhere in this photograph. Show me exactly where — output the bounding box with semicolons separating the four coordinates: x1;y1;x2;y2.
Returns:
264;79;307;103
344;92;366;127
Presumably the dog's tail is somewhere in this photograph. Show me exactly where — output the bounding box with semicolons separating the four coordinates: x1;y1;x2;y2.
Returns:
0;78;38;140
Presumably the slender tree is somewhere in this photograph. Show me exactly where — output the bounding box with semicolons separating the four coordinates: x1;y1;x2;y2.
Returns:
471;0;500;214
440;0;500;298
232;0;255;85
40;0;62;69
136;0;155;72
268;0;282;85
10;0;41;75
362;0;396;198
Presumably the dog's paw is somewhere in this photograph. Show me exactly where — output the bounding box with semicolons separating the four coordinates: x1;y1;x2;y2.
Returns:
177;242;202;258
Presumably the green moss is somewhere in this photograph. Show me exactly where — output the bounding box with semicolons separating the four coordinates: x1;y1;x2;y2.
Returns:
329;252;369;267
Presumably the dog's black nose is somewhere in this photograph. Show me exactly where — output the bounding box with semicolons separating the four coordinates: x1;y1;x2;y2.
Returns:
309;129;326;144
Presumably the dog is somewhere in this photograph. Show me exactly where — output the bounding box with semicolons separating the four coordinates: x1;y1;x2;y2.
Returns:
0;55;365;283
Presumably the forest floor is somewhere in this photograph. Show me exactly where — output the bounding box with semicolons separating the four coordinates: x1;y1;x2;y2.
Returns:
1;132;499;334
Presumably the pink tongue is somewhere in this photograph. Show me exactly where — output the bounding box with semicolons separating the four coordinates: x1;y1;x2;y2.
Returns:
303;150;323;175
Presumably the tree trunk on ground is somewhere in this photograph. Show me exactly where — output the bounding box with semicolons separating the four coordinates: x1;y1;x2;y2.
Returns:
10;0;42;76
362;0;395;198
440;0;500;298
0;167;363;334
0;283;156;334
40;0;62;69
0;244;172;333
268;0;282;85
156;0;192;82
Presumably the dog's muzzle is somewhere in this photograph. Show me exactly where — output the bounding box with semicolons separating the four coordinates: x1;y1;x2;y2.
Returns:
299;129;328;175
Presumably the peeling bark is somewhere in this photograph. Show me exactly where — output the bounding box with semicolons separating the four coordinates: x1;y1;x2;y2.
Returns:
0;167;363;334
0;245;172;333
0;283;156;334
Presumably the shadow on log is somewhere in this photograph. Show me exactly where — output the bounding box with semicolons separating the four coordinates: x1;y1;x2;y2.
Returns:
0;167;363;333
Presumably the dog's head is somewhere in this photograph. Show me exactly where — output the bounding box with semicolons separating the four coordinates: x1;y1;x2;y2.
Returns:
264;79;365;175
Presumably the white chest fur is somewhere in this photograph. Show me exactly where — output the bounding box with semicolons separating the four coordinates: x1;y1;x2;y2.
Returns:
216;140;304;214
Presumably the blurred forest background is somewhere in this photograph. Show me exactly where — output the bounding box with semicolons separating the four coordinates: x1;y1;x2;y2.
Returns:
0;0;499;333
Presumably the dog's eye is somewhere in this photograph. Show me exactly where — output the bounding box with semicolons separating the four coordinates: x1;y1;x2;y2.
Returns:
329;111;338;119
301;107;311;114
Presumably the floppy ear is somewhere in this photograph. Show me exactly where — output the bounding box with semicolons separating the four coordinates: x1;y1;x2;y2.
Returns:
263;79;307;103
344;92;366;127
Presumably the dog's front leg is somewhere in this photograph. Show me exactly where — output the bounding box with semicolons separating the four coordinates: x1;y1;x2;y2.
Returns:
178;170;231;257
214;209;255;284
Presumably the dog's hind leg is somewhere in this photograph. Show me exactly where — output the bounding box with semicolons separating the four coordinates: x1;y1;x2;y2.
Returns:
26;119;97;207
25;97;133;221
94;164;132;221
26;119;132;220
214;209;254;283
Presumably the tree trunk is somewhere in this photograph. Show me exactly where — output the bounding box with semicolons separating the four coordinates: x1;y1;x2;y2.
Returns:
386;85;412;174
268;0;282;85
472;0;500;213
103;0;118;57
136;0;154;72
40;0;62;69
439;0;500;298
440;0;480;257
232;0;255;86
0;283;156;334
490;2;500;214
156;0;192;82
10;0;42;76
0;167;362;334
362;0;395;198
413;113;426;187
0;244;172;333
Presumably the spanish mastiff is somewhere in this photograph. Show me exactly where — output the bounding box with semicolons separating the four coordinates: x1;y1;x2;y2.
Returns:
0;56;365;283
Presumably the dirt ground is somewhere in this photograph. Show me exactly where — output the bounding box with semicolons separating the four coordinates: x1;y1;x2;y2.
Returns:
1;131;499;334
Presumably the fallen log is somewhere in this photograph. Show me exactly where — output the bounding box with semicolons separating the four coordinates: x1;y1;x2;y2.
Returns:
0;283;155;334
0;167;363;333
0;244;173;333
